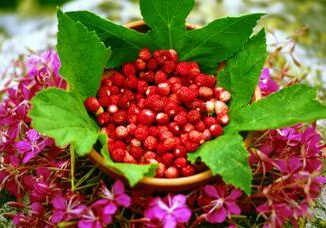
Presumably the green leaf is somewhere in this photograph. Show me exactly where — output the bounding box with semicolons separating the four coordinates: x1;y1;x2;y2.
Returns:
232;84;326;131
179;14;264;73
98;134;158;187
57;10;111;99
66;11;151;68
140;0;195;49
219;30;267;110
188;133;252;194
29;88;99;156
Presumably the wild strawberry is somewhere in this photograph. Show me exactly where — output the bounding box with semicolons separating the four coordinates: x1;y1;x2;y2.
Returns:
171;82;182;94
155;163;166;177
141;151;157;163
135;58;146;71
123;152;136;163
165;166;179;178
164;101;180;117
158;130;174;141
185;141;199;152
162;60;175;74
96;112;111;126
157;83;171;96
189;84;199;96
144;136;158;150
204;116;217;127
195;121;206;132
110;148;126;162
148;126;158;138
173;145;187;158
214;100;228;114
209;124;223;137
129;146;144;159
187;110;201;124
168;122;181;135
115;126;128;139
174;157;188;168
181;165;196;177
188;62;200;78
98;96;111;108
125;75;138;90
217;112;229;125
203;129;212;140
137;80;148;94
199;87;213;100
145;86;158;96
175;62;190;77
177;87;196;103
155;70;167;84
110;71;125;86
189;130;204;144
139;48;151;61
110;140;127;150
84;97;101;112
97;86;111;98
147;58;157;71
219;90;231;103
137;98;146;109
122;63;136;76
130;138;141;147
183;123;195;133
112;110;127;125
174;111;188;126
137;109;155;125
167;49;178;62
150;98;166;112
205;99;215;112
101;77;112;87
156;112;170;125
161;153;174;166
195;74;216;87
163;138;178;151
167;76;181;85
134;125;149;140
189;99;206;112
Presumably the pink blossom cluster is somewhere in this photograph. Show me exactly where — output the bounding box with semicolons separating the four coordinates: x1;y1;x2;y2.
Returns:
0;51;324;228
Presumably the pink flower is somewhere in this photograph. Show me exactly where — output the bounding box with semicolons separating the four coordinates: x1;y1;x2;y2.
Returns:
198;185;242;224
144;194;191;228
78;180;131;227
51;192;87;224
259;68;279;96
15;129;53;163
256;203;292;228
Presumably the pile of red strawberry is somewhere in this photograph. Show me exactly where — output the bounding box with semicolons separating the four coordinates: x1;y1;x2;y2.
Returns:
84;48;231;178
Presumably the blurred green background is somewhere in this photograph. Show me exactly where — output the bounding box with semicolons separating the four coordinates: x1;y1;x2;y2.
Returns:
0;0;325;226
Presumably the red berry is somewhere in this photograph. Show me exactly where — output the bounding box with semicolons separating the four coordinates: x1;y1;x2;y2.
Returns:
167;49;178;62
137;80;148;94
110;71;125;86
112;110;127;125
135;58;146;71
171;82;182;94
96;112;111;126
175;62;190;77
199;86;213;100
195;74;216;87
156;112;170;125
122;63;136;76
174;157;188;168
115;126;128;139
137;109;155;125
141;151;157;163
203;129;212;140
183;123;195;133
144;136;158;150
165;166;179;178
189;130;204;144
157;83;171;96
134;125;149;140
145;86;158;96
187;110;201;124
173;145;187;158
143;71;155;83
214;100;228;114
129;146;144;159
219;90;231;103
84;97;101;112
174;111;188;126
110;148;126;162
177;87;196;103
162;60;175;74
139;48;151;61
156;163;166;177
181;165;196;177
195;121;206;132
155;70;167;84
97;86;111;98
209;124;223;137
185;142;199;152
158;130;174;141
168;122;181;135
217;113;230;125
148;126;158;137
125;75;138;90
163;138;178;151
123;152;136;163
164;101;180;117
130;138;141;147
204;116;217;127
188;62;200;78
161;153;174;166
147;58;158;71
98;96;111;108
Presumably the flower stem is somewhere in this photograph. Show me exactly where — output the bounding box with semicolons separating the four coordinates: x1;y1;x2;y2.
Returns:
70;144;75;191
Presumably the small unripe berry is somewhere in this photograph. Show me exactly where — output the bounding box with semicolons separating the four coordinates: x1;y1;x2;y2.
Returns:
199;87;213;100
219;90;231;103
115;126;128;139
214;100;228;114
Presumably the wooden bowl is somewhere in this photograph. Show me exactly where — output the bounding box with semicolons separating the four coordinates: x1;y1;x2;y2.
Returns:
88;20;262;192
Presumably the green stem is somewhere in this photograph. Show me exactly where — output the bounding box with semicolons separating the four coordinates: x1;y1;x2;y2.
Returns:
70;144;75;191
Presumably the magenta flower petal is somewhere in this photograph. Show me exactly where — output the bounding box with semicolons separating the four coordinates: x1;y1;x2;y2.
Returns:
173;207;192;222
203;185;218;198
163;215;177;228
115;194;131;207
103;201;118;215
112;180;125;195
51;211;65;224
52;194;66;209
227;189;242;200
206;207;227;223
225;201;241;215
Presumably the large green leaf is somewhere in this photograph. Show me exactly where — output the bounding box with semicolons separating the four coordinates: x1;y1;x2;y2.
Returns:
29;88;99;155
188;133;252;194
232;84;326;131
219;30;267;111
179;14;264;73
57;10;111;99
139;0;195;49
98;134;158;187
66;11;151;68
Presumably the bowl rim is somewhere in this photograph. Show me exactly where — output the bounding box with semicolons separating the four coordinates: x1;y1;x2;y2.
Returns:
88;20;262;190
